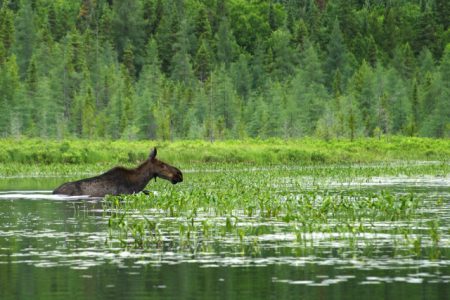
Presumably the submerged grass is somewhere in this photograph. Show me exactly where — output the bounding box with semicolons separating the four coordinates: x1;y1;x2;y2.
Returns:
103;163;449;259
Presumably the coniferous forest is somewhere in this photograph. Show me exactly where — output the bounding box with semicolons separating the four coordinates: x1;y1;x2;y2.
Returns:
0;0;449;141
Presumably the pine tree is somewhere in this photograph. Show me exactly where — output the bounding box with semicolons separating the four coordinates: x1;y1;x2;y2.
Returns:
418;47;435;79
144;0;163;36
111;0;145;71
421;44;450;137
194;38;212;82
155;2;179;74
23;54;39;134
209;66;239;137
0;54;20;135
250;41;267;90
194;5;213;42
265;81;285;137
350;60;376;136
119;65;136;138
288;67;327;137
77;0;96;32
419;72;437;123
171;19;195;86
81;85;96;138
216;17;238;68
105;65;126;139
134;39;163;139
340;94;363;141
409;80;420;136
0;2;15;61
99;4;113;43
381;7;398;58
284;42;328;137
392;43;417;80
435;0;450;29
414;8;439;57
14;0;37;75
325;19;352;90
122;41;136;80
153;83;172;141
301;41;324;85
269;28;296;81
231;54;252;100
292;18;309;50
385;68;409;134
35;77;53;137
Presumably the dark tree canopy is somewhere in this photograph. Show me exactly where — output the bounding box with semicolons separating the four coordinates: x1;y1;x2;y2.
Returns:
0;0;448;139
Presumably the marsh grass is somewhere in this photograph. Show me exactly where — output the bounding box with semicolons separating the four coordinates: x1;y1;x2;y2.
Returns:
0;137;448;167
0;159;448;178
103;164;449;259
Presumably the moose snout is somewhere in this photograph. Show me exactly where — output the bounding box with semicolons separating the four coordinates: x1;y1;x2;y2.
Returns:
171;170;183;184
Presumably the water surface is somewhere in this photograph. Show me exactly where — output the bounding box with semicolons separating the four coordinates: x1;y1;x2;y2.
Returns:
0;172;449;300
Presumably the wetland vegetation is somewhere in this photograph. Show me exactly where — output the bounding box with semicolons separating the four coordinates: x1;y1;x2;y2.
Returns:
102;160;449;257
0;137;448;175
1;138;449;299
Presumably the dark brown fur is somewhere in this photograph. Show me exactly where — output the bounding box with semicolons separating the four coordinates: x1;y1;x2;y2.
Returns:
53;148;182;197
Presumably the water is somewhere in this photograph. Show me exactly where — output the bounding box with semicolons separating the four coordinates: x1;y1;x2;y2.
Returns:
0;173;449;300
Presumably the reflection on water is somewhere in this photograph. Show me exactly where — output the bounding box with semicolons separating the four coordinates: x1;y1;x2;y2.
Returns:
0;175;449;300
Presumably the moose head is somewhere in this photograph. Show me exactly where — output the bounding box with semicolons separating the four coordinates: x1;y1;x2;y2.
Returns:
147;148;183;184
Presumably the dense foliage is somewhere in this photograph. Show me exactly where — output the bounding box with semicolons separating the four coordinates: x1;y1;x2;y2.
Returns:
0;0;448;140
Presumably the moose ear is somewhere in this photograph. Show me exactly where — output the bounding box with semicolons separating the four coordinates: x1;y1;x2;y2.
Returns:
149;148;157;160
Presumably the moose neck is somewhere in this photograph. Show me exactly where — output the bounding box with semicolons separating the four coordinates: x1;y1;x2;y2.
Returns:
133;160;156;187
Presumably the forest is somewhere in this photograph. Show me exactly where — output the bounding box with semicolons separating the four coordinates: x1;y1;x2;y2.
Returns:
0;0;449;140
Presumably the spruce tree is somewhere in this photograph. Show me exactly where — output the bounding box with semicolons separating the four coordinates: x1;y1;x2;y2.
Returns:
0;55;20;136
14;0;37;75
0;2;14;59
269;28;296;81
216;17;238;68
325;19;352;90
350;60;376;136
194;38;212;82
155;2;179;74
171;19;195;86
111;0;145;71
231;54;252;101
134;39;163;139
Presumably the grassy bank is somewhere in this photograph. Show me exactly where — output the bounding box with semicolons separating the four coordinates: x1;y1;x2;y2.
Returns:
0;137;448;166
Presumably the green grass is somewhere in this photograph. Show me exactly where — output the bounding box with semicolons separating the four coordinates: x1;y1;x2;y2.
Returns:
0;137;448;177
102;163;448;259
0;137;448;165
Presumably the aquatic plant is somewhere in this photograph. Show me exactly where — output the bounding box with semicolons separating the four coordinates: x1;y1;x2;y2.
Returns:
103;164;448;260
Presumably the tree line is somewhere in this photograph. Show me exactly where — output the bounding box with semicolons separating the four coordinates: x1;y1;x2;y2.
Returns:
0;0;449;140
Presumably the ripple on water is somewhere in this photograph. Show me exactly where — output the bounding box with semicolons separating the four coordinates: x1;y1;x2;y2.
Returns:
0;171;449;289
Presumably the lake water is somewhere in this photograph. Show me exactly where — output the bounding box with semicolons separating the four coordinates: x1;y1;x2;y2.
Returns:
0;172;449;300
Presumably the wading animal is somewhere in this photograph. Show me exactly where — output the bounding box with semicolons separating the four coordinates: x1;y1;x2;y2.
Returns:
53;148;183;197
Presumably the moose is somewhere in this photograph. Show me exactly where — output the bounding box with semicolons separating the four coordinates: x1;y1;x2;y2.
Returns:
53;148;183;197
